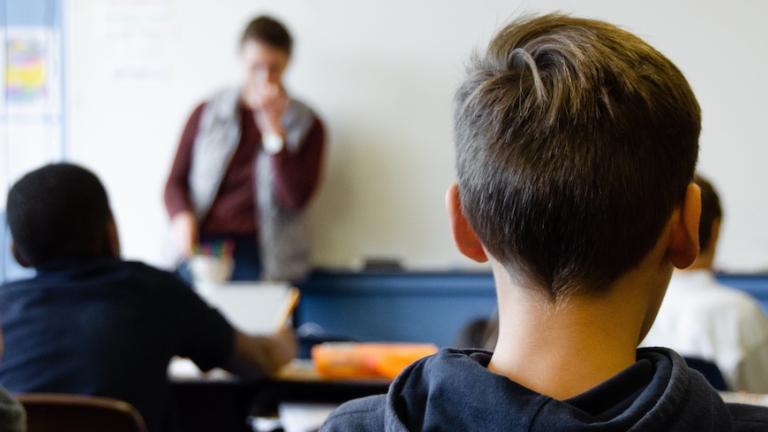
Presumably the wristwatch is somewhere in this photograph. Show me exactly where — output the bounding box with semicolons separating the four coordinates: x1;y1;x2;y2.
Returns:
263;132;284;155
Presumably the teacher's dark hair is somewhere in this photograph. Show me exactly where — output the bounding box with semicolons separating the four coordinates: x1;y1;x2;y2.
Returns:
7;163;114;266
241;15;293;55
454;14;700;297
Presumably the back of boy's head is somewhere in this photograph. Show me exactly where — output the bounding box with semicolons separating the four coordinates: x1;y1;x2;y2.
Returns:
454;14;700;297
694;174;722;252
7;163;113;267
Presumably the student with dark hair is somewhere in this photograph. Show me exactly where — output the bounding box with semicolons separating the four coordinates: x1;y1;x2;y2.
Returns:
643;174;768;392
165;15;325;282
322;14;768;431
0;163;296;432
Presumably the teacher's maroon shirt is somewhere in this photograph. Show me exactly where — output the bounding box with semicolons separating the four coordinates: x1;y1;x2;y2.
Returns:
164;100;325;236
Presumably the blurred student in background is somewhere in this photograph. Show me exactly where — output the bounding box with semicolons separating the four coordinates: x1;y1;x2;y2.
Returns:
0;164;296;432
643;174;768;392
165;16;325;282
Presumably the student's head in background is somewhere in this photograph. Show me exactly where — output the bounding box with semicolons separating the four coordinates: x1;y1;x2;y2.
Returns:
688;174;723;271
240;15;292;92
7;163;119;268
447;14;701;327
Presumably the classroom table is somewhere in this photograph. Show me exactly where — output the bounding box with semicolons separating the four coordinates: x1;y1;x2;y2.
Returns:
171;359;768;432
170;359;390;432
254;360;390;413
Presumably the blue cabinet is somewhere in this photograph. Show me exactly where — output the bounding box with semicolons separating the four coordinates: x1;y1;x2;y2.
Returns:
297;270;768;347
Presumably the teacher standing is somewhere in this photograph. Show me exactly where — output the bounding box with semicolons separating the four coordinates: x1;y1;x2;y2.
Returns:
164;16;325;282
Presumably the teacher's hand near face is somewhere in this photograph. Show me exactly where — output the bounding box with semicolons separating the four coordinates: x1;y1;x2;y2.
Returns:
246;83;288;136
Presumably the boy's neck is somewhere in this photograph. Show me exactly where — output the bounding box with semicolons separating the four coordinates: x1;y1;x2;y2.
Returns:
488;263;667;400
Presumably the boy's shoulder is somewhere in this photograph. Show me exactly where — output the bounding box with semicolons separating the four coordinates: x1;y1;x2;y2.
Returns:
320;395;387;432
119;259;182;281
111;260;196;299
86;259;187;287
2;259;188;297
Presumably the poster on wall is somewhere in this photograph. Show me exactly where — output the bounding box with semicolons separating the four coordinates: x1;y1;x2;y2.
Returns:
0;25;64;209
0;27;60;118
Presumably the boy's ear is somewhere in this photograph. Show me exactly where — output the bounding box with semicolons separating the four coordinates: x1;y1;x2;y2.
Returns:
11;242;30;268
446;183;488;263
106;217;121;259
668;182;701;269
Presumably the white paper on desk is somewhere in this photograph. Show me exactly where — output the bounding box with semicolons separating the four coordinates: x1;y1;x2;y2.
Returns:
279;403;338;432
720;391;768;406
195;281;294;334
169;282;295;380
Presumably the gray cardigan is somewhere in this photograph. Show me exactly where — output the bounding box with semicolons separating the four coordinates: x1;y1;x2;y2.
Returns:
189;88;316;281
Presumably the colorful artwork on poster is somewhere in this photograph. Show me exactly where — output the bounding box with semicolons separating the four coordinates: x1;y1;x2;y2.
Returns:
0;28;59;116
5;35;47;103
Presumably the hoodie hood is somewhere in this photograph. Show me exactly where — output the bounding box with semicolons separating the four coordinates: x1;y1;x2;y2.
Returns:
380;348;731;432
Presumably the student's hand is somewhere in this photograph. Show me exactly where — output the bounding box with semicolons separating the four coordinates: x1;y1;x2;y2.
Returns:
171;211;198;257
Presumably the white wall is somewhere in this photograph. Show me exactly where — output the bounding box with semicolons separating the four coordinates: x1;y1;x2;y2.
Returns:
64;0;768;272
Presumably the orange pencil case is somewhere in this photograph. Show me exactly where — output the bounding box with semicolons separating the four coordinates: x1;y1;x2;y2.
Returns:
312;342;438;380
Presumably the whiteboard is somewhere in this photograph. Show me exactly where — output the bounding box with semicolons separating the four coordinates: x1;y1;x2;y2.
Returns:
64;0;768;273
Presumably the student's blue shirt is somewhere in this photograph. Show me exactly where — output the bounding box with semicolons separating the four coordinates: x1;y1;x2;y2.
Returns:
0;258;234;432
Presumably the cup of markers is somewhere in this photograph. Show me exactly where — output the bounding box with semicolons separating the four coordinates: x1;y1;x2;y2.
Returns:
188;241;235;285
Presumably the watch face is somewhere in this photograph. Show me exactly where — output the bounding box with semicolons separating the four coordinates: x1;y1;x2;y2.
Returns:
264;133;284;154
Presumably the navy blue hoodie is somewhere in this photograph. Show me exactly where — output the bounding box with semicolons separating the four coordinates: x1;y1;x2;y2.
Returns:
321;348;768;431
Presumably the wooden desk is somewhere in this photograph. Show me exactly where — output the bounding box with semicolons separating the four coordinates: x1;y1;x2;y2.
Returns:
253;360;390;415
170;360;390;432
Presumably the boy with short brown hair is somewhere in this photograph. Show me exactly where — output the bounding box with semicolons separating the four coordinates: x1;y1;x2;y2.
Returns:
322;14;768;431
